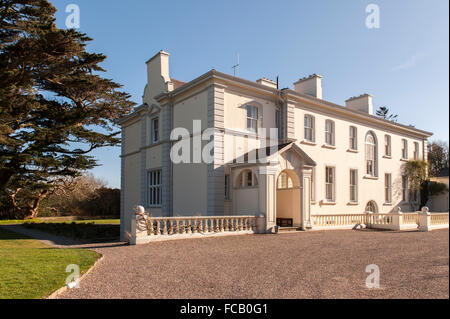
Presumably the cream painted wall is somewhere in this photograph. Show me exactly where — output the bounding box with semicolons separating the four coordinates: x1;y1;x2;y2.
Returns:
123;120;141;155
173;90;208;132
173;160;208;216
146;145;162;169
122;66;432;239
234;188;259;214
223;90;278;165
293;105;426;214
224;89;278;132
276;188;301;226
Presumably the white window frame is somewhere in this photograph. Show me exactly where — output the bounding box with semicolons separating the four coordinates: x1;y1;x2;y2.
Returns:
224;174;230;200
349;126;358;150
365;132;377;177
304;115;315;142
151;117;159;144
246;104;259;133
148;169;162;207
325;166;335;202
237;170;258;188
385;173;392;204
349;169;358;203
384;135;391;157
402;139;408;160
325;120;335;146
414;142;420;160
402;175;408;202
275;109;281;139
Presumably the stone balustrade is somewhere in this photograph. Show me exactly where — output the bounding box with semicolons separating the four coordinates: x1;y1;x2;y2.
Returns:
402;213;419;225
312;214;369;229
129;206;448;244
418;207;449;232
130;206;263;245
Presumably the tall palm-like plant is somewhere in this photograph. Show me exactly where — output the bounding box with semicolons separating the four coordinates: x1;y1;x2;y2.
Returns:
376;107;398;122
404;160;428;211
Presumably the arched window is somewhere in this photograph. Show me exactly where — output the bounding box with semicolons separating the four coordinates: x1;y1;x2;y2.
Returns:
365;132;378;177
236;169;258;188
277;172;294;189
365;201;378;213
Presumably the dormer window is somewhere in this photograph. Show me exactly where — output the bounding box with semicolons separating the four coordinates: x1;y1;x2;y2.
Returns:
246;105;259;132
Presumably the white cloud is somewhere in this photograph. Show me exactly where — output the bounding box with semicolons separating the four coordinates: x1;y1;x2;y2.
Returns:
391;52;425;71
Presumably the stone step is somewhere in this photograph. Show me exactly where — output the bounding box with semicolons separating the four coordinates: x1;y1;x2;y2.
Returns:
278;227;302;233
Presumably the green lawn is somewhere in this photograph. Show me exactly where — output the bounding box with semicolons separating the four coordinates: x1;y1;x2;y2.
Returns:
0;219;120;225
0;220;43;225
22;222;120;242
0;228;100;299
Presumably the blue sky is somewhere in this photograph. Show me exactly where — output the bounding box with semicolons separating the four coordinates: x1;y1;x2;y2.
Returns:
51;0;449;188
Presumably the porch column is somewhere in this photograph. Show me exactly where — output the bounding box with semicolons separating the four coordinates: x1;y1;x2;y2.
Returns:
301;166;313;230
258;166;278;233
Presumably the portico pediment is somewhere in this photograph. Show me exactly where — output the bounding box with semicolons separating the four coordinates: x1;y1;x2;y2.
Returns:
277;142;316;171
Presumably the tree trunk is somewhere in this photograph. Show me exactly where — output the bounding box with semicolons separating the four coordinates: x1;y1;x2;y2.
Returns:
0;169;14;192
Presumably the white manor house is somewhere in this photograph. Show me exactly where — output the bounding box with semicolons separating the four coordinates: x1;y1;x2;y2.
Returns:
119;50;438;241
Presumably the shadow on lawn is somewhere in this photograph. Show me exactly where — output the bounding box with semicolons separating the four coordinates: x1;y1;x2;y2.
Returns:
1;222;122;247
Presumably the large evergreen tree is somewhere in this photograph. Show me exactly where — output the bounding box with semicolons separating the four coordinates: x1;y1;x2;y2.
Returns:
0;0;134;218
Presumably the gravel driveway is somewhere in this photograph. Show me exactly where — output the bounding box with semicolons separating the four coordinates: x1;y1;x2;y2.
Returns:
59;229;449;299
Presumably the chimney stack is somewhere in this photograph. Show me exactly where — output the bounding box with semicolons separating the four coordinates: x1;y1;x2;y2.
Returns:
145;50;171;100
256;78;277;89
345;94;373;115
293;74;323;99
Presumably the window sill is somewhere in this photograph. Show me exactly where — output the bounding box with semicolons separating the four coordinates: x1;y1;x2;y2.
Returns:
383;202;393;206
321;200;336;205
382;155;392;159
301;140;317;146
400;158;409;162
322;144;336;150
347;149;358;153
147;206;162;209
363;175;378;180
233;186;258;190
311;201;317;205
347;202;359;206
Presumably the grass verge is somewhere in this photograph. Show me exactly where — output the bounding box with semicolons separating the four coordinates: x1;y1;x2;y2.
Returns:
22;222;120;242
0;219;120;225
0;228;100;299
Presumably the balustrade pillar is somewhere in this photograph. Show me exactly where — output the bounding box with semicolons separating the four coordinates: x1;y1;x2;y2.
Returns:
419;207;431;232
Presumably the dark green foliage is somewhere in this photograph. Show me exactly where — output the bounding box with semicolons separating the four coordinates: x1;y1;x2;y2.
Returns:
23;221;120;242
427;141;449;177
420;180;448;209
375;106;398;122
0;0;134;218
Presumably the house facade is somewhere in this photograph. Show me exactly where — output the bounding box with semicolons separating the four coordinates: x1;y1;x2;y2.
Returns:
119;50;433;240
